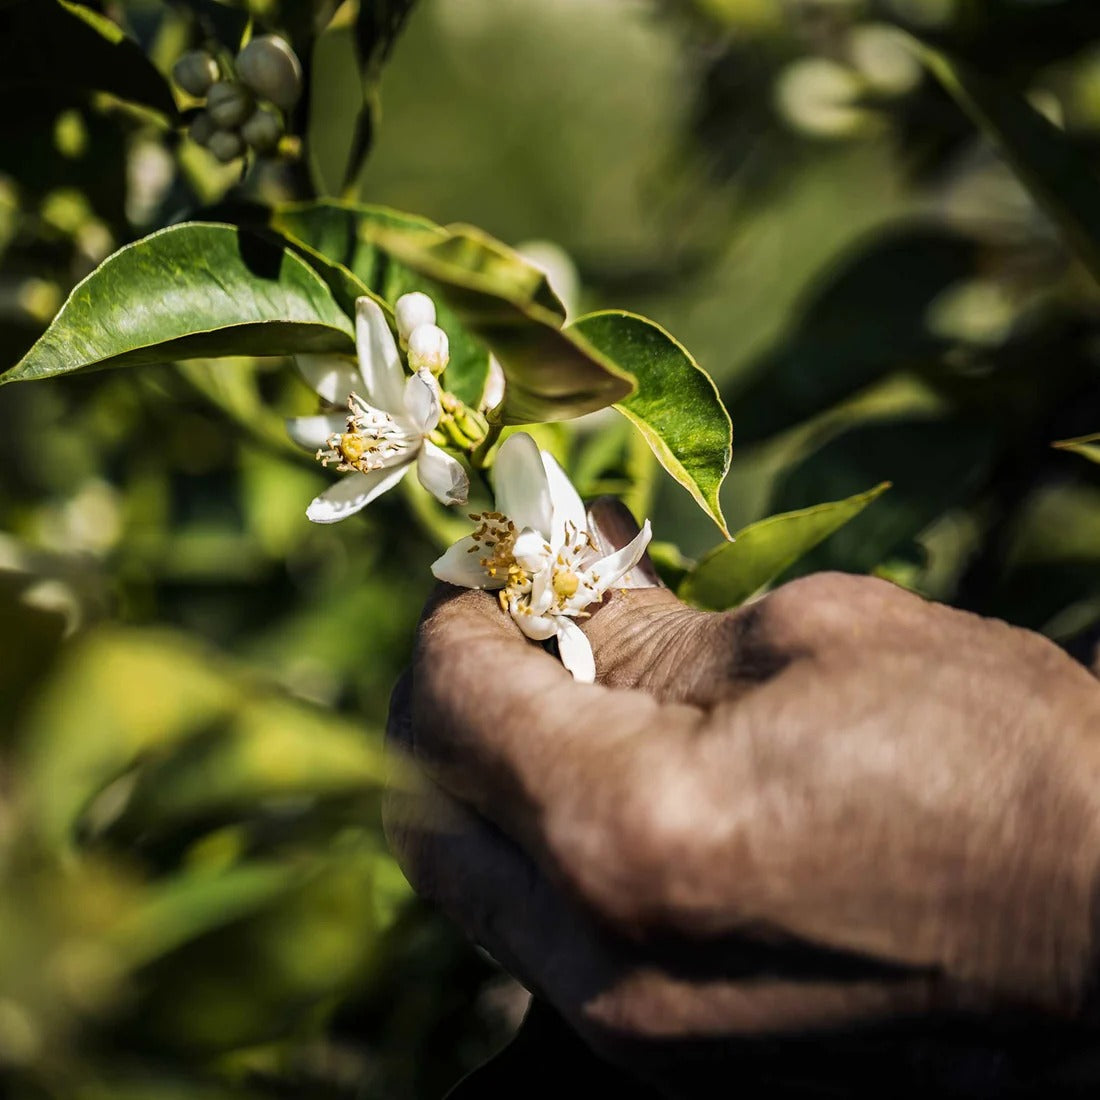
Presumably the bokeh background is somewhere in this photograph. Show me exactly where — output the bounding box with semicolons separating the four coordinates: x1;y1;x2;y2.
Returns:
3;0;1100;1095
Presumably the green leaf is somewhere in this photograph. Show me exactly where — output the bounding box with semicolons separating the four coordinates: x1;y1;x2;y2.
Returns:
371;223;635;423
115;864;298;967
2;223;355;384
0;0;178;120
1053;432;1100;465
270;201;491;406
917;40;1100;286
681;482;891;610
570;310;733;537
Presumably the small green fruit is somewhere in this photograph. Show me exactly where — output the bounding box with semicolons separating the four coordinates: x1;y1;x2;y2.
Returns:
240;105;284;154
207;129;244;164
188;110;216;147
172;50;219;97
206;82;253;129
236;35;303;110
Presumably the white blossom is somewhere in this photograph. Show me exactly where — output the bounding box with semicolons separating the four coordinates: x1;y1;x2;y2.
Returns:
431;433;651;682
288;296;468;523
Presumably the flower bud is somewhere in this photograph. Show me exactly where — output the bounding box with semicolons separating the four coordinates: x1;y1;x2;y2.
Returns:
206;82;253;129
188;109;216;147
240;104;284;154
407;324;450;374
172;50;219;97
207;129;244;164
394;292;436;345
236;35;303;110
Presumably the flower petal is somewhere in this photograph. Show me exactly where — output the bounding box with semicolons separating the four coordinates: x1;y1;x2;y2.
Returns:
431;535;504;589
356;296;406;414
417;439;469;506
587;519;653;594
556;618;595;683
494;433;553;537
285;413;346;451
541;451;587;549
513;612;558;641
513;528;551;573
295;355;360;405
306;464;410;524
404;369;441;434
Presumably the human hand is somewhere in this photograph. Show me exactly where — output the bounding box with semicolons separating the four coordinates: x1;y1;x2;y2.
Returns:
385;501;1100;1091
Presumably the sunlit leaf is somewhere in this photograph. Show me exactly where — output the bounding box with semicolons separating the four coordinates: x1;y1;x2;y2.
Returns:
2;224;355;383
371;223;635;423
1053;432;1100;465
918;40;1100;286
0;0;179;120
681;482;890;610
571;310;732;537
116;864;298;967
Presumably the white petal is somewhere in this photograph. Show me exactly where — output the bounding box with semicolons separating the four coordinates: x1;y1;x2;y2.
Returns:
416;440;469;506
556;618;595;683
431;535;503;589
588;519;653;594
306;464;410;524
527;563;554;616
513;528;551;573
403;369;441;434
480;354;505;412
285;413;346;451
513;612;558;641
541;451;587;549
494;433;553;537
295;355;359;405
355;296;406;414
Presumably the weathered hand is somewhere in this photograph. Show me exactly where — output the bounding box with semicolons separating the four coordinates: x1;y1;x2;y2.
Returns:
385;502;1100;1093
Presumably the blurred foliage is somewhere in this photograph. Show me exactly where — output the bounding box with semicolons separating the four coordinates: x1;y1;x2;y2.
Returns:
3;0;1100;1096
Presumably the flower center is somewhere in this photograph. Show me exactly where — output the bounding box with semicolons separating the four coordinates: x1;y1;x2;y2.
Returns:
316;393;412;474
552;569;579;599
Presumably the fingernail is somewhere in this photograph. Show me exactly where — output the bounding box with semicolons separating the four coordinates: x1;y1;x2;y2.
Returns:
586;496;663;588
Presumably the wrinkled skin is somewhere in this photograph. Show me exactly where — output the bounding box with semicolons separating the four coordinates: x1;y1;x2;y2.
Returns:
385;503;1100;1096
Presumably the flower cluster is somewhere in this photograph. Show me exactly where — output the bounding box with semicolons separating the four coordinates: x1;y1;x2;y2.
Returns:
287;295;468;523
431;433;651;682
287;294;652;680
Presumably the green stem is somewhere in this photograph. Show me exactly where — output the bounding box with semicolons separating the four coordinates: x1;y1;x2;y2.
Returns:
470;421;503;471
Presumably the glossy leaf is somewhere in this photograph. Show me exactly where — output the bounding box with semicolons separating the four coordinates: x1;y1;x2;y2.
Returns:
571;310;732;537
0;0;178;120
2;224;355;384
1053;432;1100;465
371;223;635;422
918;40;1100;285
271;201;492;406
681;482;890;610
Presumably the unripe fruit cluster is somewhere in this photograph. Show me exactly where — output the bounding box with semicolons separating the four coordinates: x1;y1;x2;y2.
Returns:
173;35;302;164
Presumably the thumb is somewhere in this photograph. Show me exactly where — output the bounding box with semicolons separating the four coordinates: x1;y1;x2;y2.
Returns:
584;498;748;707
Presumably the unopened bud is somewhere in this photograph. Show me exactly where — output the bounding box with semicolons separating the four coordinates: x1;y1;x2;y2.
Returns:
173;50;219;97
407;324;449;374
394;292;436;345
207;129;244;163
206;82;253;129
241;104;284;154
236;35;303;111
